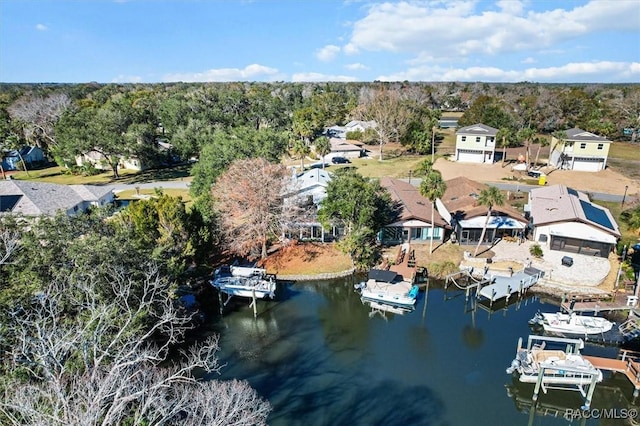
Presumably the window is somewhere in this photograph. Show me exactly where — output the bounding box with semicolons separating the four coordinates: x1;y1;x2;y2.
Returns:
475;137;481;143
580;143;586;149
597;143;603;150
461;136;466;141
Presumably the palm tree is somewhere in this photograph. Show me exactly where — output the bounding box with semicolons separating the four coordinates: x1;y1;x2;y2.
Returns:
496;127;513;168
533;135;550;168
314;136;330;170
551;130;567;168
419;170;447;254
292;139;310;172
517;127;536;170
473;186;505;257
414;158;434;176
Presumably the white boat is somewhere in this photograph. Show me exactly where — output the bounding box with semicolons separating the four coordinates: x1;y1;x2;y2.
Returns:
507;335;603;389
529;311;613;335
210;265;276;300
355;269;419;309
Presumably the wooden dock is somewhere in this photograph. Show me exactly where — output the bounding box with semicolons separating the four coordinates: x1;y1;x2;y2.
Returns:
583;350;640;397
389;243;419;282
561;291;640;314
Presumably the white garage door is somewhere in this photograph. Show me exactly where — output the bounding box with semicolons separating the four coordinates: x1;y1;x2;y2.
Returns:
572;157;604;172
456;150;484;163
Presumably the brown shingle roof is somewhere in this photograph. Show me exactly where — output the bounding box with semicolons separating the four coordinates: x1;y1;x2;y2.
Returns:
442;176;526;221
379;177;448;227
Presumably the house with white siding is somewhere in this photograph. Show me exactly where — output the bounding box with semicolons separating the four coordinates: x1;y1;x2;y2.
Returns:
455;123;498;163
528;184;620;257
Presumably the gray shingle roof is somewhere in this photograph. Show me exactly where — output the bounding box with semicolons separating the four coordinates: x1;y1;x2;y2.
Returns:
563;128;610;143
0;180;114;216
456;123;498;136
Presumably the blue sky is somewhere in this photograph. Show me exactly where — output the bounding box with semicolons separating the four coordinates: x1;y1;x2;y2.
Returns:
1;0;639;83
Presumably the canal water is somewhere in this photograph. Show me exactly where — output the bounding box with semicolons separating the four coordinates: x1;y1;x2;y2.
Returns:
206;277;637;425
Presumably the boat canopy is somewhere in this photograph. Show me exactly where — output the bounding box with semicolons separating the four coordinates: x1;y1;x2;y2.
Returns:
368;269;397;282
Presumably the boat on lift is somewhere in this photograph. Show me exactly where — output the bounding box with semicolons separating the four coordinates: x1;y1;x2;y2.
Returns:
210;265;276;300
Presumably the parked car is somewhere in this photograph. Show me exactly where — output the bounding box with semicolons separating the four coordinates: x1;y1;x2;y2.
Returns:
527;170;544;178
331;156;351;164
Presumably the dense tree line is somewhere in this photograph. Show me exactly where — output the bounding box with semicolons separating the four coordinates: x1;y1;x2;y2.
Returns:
1;82;637;179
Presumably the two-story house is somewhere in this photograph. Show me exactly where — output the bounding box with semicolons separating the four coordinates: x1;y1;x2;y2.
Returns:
455;123;498;163
549;128;611;172
281;168;339;241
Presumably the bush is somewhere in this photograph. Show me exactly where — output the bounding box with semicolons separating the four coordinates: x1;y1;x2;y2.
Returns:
529;244;543;258
428;260;458;278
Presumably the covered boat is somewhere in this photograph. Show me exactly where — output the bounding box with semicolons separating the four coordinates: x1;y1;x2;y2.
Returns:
529;311;613;336
355;269;419;309
210;265;276;300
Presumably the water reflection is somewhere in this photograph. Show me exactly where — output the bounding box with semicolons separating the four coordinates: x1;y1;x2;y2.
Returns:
205;276;639;426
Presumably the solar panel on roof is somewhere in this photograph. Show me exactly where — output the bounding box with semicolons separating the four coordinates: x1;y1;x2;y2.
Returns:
567;187;578;196
579;200;614;230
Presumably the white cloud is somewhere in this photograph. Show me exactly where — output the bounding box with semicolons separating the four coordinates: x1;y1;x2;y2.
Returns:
345;63;369;71
292;72;358;82
164;64;281;82
316;45;341;62
345;1;638;62
35;24;48;31
377;61;640;83
496;0;524;15
111;75;143;83
521;57;536;64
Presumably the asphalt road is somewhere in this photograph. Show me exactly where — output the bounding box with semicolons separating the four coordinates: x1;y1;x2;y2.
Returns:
112;178;634;204
401;179;632;203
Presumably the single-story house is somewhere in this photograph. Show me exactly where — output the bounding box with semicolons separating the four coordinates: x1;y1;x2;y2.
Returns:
2;146;46;171
528;184;620;257
549;128;611;172
0;180;115;216
326;120;377;139
329;138;366;159
76;151;144;172
378;177;449;245
455;123;498;163
437;177;527;245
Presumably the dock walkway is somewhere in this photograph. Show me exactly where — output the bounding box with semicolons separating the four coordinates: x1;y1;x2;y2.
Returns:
583;351;640;397
561;291;640;314
478;267;545;306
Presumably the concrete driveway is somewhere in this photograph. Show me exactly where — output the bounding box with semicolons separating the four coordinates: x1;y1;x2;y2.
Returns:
488;239;612;295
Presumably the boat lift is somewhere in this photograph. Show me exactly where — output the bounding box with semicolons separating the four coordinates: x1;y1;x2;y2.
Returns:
513;335;602;410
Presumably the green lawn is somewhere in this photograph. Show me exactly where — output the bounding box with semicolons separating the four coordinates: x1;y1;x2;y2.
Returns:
9;164;193;186
115;188;193;208
596;200;638;247
348;155;429;179
610;141;640;161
